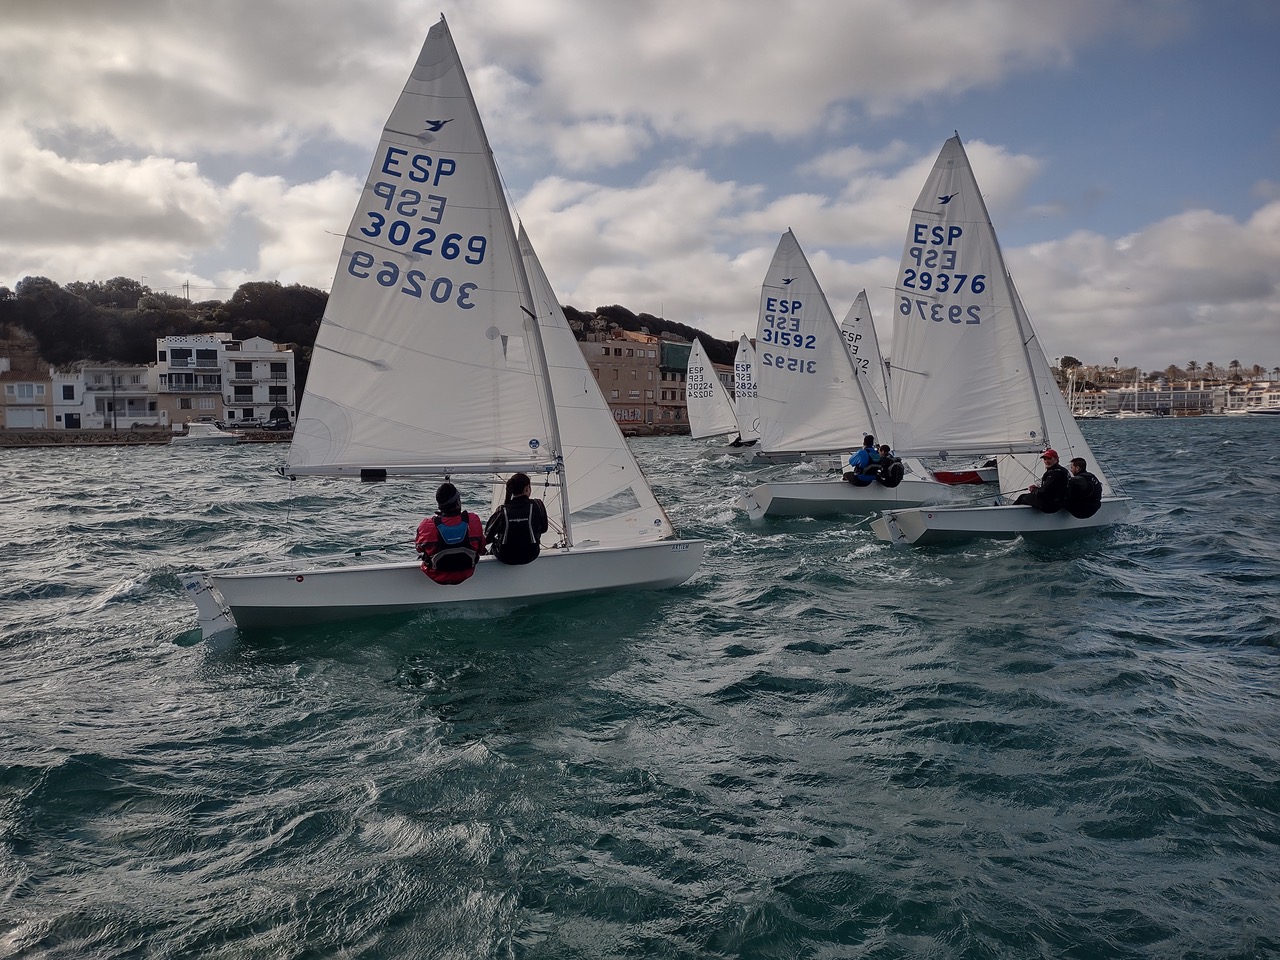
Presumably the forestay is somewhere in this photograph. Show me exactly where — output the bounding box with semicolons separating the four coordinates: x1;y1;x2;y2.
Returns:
685;338;738;440
286;19;554;478
755;230;888;454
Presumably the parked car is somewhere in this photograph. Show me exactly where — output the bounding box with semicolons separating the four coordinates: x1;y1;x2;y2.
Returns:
230;418;264;429
263;418;292;431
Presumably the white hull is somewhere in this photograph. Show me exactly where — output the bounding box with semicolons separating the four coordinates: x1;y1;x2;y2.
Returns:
171;424;240;446
870;497;1132;546
739;476;950;520
183;539;704;638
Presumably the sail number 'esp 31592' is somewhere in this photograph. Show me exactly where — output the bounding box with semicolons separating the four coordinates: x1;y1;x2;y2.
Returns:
898;223;986;325
759;297;818;375
345;146;489;309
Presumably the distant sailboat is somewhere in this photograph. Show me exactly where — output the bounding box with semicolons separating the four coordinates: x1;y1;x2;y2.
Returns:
685;337;738;441
871;135;1131;545
738;230;948;518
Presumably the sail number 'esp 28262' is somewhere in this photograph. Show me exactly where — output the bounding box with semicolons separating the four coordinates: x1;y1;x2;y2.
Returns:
899;223;986;325
345;146;489;309
759;297;818;375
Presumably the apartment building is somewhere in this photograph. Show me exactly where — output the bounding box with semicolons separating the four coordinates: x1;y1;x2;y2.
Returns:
155;333;296;425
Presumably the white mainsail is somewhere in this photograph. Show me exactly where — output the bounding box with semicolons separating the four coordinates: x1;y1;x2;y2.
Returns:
886;135;1114;496
839;290;890;410
755;230;887;454
518;225;676;542
685;337;738;440
733;334;761;442
286;19;554;478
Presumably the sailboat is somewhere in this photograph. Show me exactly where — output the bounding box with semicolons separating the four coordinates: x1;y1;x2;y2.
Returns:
738;230;949;518
870;135;1131;545
687;334;763;458
839;290;890;409
685;337;740;448
840;289;990;486
182;17;703;637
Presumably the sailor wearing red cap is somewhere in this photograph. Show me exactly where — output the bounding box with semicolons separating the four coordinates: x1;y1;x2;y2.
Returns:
1013;449;1070;512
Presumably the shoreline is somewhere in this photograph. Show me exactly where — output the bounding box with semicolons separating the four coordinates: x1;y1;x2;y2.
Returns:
0;429;291;448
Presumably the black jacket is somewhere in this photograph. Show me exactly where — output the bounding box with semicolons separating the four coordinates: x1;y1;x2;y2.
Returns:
1065;469;1103;518
484;496;549;565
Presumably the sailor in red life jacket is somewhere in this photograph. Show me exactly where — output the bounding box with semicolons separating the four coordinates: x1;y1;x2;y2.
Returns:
415;482;486;584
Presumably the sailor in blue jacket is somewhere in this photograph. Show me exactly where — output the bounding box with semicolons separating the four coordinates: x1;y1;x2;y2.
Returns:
845;435;881;486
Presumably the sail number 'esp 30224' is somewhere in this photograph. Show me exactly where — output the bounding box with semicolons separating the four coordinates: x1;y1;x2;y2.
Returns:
898;223;986;325
345;147;489;308
759;297;818;375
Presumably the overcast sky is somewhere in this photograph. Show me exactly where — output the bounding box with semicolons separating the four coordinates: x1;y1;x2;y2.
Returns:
2;0;1277;374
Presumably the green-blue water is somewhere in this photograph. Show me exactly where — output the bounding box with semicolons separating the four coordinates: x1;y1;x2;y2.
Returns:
2;417;1278;958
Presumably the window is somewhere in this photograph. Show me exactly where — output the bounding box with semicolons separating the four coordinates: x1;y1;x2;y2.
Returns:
198;397;216;410
612;369;619;379
62;385;75;400
93;374;104;385
270;362;287;377
235;362;252;377
625;349;633;357
234;387;254;401
130;375;142;385
610;389;619;399
179;398;192;410
631;370;637;380
645;390;653;399
629;390;640;399
614;348;622;356
648;350;656;358
601;347;609;356
647;371;653;380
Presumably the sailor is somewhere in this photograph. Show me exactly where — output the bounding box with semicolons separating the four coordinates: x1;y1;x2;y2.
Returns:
485;472;549;565
844;435;881;486
416;482;486;584
1064;456;1104;518
1013;449;1070;512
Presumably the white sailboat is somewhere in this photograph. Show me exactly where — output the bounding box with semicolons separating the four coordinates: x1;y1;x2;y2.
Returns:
870;135;1131;545
685;337;739;442
182;17;703;637
689;334;764;458
738;230;949;518
733;334;762;445
839;290;890;409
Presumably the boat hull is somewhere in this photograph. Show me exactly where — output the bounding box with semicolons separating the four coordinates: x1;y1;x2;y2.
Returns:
739;476;951;520
183;539;705;637
870;497;1132;545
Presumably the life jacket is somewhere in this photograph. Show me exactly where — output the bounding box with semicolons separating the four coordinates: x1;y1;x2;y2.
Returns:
424;512;481;572
490;499;544;565
876;455;904;488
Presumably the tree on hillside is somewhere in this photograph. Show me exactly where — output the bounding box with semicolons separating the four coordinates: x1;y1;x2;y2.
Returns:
12;277;107;364
1059;355;1082;370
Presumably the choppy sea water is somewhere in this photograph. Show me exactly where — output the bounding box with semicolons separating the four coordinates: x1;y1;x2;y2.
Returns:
1;416;1278;959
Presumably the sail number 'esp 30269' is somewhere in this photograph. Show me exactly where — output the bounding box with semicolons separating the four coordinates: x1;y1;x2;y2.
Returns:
899;223;986;325
345;146;489;309
759;297;818;375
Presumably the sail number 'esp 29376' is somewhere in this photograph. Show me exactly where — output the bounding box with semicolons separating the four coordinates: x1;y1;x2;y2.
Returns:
899;223;986;325
345;146;489;309
759;297;818;375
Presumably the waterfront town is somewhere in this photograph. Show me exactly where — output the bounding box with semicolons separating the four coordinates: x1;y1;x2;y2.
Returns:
1;325;1278;446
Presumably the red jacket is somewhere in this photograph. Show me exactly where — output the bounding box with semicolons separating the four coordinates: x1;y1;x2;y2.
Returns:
415;510;486;584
